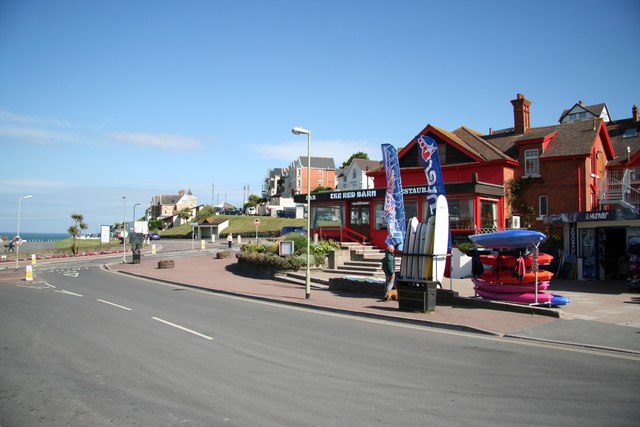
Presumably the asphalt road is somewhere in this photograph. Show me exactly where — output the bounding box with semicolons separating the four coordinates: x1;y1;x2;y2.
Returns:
1;264;639;426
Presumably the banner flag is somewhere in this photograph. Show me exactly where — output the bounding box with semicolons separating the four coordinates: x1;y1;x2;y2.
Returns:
417;135;446;215
381;143;406;251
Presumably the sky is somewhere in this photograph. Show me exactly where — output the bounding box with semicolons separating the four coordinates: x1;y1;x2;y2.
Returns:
1;0;638;234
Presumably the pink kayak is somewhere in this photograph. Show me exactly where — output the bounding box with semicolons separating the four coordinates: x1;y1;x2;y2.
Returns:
475;288;570;305
472;277;550;293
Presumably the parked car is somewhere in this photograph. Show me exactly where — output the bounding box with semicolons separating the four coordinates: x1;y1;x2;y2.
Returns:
281;226;307;236
149;233;161;241
222;209;242;215
245;206;257;215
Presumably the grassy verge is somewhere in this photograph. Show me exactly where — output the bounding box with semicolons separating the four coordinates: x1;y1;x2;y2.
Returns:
161;215;307;237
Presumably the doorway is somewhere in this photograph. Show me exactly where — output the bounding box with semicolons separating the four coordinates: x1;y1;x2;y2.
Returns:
598;227;626;279
350;203;370;240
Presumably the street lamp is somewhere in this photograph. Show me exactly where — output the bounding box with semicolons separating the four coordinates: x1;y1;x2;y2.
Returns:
122;196;126;263
292;126;312;299
15;194;32;270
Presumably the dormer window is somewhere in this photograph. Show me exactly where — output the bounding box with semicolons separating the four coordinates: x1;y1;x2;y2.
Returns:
622;128;638;139
524;149;540;177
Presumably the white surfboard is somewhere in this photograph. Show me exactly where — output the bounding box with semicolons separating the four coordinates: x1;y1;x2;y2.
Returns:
409;218;422;280
401;217;418;279
423;216;436;280
432;195;450;284
416;222;428;280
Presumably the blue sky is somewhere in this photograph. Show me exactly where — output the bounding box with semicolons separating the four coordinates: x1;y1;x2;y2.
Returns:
1;0;638;234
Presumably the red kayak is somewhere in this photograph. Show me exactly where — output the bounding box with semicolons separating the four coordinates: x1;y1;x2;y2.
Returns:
479;269;554;284
480;252;554;268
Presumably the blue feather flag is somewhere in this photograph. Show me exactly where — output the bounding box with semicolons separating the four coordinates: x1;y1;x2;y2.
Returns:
381;143;406;251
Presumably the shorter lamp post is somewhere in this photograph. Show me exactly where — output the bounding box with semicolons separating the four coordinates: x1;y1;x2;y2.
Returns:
15;194;32;270
122;196;126;263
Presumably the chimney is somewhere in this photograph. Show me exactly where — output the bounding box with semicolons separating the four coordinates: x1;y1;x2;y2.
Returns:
510;93;531;134
633;105;639;123
178;189;185;197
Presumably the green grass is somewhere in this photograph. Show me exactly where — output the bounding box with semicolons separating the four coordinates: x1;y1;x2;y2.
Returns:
161;215;307;237
55;238;125;250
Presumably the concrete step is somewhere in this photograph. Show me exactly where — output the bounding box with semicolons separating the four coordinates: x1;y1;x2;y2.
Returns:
322;268;385;277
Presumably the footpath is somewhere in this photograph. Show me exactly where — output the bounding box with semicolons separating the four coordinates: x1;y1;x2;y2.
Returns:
2;250;639;354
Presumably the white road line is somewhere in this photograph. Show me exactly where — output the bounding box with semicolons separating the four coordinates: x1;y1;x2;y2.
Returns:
97;299;132;311
54;290;83;297
152;317;213;341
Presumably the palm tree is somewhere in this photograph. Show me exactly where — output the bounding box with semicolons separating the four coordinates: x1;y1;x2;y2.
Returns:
69;213;88;255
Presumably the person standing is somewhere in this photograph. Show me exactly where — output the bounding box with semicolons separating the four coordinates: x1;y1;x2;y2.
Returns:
227;233;233;249
381;244;396;296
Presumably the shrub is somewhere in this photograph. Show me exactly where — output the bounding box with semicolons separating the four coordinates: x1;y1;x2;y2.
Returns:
237;252;304;271
241;242;267;253
311;239;341;258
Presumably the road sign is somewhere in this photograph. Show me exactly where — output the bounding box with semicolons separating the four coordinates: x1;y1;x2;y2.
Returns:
254;219;260;226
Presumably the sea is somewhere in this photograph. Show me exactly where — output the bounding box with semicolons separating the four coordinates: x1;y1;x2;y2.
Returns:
0;232;69;242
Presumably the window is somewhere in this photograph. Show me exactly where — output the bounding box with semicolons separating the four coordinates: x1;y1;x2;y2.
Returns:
480;200;498;229
524;149;540;176
622;128;638;139
538;195;548;218
447;198;474;229
374;202;386;230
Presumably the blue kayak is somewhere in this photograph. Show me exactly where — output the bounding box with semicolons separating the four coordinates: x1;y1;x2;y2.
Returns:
468;230;546;249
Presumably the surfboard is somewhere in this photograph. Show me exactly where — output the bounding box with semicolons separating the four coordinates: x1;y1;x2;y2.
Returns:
468;229;546;249
422;216;435;280
432;195;449;284
417;221;429;280
411;221;423;280
401;217;418;279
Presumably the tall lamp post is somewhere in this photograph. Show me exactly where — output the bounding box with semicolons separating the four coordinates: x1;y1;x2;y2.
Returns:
15;194;32;270
122;196;126;263
292;126;312;299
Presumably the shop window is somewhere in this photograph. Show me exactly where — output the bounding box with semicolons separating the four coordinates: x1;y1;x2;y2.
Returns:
480;200;498;229
403;200;418;224
314;206;344;227
448;198;474;229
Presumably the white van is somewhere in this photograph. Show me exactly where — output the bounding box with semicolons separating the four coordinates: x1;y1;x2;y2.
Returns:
245;206;257;215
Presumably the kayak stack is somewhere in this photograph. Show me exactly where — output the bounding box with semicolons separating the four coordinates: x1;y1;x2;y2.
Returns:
468;230;570;306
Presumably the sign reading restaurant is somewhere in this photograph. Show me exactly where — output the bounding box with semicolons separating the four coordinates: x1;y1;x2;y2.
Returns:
294;185;432;203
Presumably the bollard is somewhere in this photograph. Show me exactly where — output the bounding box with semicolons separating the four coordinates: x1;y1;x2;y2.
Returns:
31;254;36;265
25;265;33;281
151;244;156;254
237;235;242;245
201;239;206;250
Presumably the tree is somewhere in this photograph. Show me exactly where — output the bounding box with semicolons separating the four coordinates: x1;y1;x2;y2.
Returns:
68;213;88;256
195;205;214;221
312;186;332;193
340;151;369;169
178;207;192;222
148;218;163;231
243;194;263;208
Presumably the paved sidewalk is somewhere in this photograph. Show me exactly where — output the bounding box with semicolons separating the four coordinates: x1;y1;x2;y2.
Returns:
108;253;640;354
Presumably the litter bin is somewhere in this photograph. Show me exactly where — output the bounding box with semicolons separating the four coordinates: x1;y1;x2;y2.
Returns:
397;281;437;312
132;241;142;264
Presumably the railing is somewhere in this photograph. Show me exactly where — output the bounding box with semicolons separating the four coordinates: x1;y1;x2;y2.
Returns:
313;226;368;245
599;169;640;209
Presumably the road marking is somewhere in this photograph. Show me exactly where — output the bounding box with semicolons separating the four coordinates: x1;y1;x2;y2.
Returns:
54;290;83;297
62;272;79;277
97;299;132;311
152;317;213;341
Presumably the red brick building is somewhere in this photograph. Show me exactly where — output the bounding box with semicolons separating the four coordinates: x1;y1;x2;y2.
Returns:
296;94;640;280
